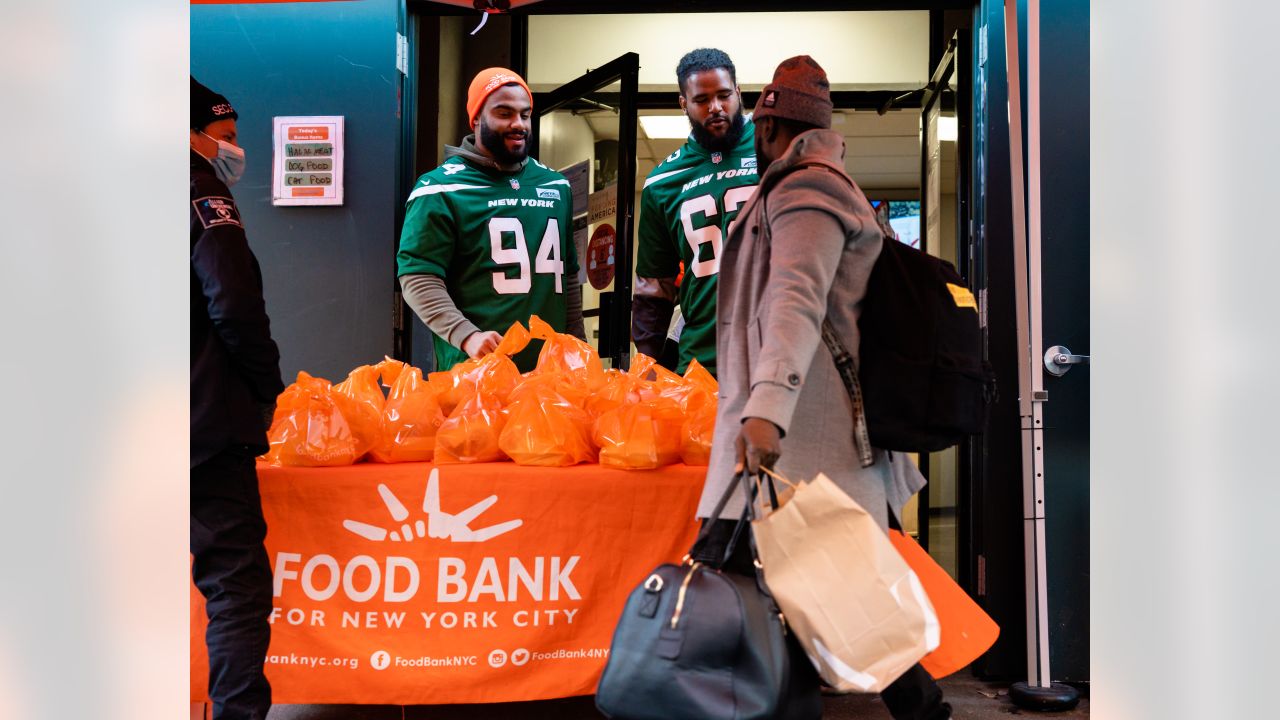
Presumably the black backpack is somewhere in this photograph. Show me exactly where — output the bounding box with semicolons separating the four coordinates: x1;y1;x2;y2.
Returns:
850;235;996;453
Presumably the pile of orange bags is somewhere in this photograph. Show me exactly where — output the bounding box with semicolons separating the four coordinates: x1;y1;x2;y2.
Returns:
262;316;719;469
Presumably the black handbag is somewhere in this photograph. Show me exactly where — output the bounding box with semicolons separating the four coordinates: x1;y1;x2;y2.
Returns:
595;473;820;720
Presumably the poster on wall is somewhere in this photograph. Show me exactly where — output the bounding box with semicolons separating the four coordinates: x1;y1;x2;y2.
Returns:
586;224;616;291
572;216;589;286
561;160;590;219
561;160;592;285
273;116;345;206
588;183;617;225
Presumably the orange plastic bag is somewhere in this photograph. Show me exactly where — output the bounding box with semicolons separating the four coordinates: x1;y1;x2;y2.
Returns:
680;393;717;466
263;372;360;467
678;359;719;466
529;315;606;392
499;375;597;466
888;529;1000;678
593;394;685;470
332;357;405;459
435;321;531;412
368;365;446;463
434;392;509;464
680;359;717;401
585;368;644;419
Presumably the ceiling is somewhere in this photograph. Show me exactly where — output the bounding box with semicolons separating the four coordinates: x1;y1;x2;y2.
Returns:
572;107;956;193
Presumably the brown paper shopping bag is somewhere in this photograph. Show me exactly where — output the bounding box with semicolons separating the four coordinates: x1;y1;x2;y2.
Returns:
752;471;940;693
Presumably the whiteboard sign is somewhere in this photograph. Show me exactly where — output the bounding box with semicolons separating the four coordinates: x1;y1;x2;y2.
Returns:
272;116;344;206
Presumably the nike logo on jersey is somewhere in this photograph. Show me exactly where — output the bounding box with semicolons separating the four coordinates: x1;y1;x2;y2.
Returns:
681;167;758;193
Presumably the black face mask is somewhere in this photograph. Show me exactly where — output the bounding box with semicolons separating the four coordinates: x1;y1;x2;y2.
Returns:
478;117;529;166
689;111;746;154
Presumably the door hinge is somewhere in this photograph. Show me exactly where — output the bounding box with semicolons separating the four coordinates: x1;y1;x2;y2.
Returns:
396;32;409;76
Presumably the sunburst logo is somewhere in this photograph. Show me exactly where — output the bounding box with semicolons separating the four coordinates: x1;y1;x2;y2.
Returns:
342;468;523;543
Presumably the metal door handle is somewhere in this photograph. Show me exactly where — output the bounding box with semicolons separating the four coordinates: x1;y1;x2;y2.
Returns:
1044;345;1088;376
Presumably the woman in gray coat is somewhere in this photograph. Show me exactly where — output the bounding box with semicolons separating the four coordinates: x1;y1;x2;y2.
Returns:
691;55;950;720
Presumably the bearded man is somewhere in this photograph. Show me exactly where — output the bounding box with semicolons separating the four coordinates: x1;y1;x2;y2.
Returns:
398;67;584;371
632;48;758;376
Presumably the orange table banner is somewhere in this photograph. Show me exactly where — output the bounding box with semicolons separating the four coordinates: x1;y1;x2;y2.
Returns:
192;461;705;705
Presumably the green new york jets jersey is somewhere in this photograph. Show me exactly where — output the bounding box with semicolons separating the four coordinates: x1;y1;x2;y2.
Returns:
635;120;758;376
398;154;578;372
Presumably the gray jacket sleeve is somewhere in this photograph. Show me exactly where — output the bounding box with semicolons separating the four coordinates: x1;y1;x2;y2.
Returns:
741;169;879;434
399;273;481;349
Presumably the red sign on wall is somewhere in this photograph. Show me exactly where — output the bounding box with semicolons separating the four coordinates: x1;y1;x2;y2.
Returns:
586;224;616;291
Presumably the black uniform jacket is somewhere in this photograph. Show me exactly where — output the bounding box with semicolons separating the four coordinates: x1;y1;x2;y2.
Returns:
191;149;284;467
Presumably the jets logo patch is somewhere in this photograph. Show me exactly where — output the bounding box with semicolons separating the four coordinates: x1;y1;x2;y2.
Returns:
192;196;242;229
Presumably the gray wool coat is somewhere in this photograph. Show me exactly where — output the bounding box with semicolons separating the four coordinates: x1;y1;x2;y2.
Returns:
696;128;925;530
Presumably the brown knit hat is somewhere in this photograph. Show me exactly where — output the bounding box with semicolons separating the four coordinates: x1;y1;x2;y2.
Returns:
753;55;833;129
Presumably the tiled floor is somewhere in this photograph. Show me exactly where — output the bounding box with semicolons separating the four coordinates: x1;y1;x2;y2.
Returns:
192;672;1088;719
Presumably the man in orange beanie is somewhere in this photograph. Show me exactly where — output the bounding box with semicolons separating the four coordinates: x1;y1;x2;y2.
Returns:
398;68;584;372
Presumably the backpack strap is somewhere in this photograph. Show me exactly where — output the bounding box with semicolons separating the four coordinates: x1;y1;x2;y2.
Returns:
821;320;876;468
758;158;877;469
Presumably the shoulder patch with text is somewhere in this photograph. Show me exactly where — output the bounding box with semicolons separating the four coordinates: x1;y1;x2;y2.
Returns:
192;196;242;229
536;187;561;200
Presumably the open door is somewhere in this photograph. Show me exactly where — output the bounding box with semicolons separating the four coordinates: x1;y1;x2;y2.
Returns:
531;53;640;370
917;32;974;589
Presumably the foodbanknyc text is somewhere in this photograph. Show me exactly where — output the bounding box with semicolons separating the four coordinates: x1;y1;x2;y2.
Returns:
272;554;580;604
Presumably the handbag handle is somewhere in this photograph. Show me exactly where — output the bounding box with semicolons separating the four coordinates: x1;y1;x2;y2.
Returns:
758;465;797;490
693;471;762;570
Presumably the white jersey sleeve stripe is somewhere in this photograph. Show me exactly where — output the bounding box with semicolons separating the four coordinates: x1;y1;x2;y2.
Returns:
643;167;693;190
538;179;571;187
406;183;488;201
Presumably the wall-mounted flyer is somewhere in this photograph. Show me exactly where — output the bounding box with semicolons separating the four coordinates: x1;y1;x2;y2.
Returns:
272;116;344;206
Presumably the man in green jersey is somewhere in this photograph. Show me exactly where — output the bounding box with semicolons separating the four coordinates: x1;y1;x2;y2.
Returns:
633;48;758;377
398;67;584;372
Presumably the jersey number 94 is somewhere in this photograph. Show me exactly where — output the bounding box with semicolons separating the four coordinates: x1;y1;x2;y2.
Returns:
488;217;565;294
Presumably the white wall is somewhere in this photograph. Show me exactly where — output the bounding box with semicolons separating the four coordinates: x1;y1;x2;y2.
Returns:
540;111;595;178
529;11;929;92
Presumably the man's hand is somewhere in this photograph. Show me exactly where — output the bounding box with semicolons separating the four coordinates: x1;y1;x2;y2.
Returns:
462;330;502;359
735;417;782;474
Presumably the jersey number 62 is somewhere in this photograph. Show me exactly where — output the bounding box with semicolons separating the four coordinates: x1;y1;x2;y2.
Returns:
679;185;755;279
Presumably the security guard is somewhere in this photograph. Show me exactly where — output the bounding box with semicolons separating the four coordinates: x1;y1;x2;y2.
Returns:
190;76;282;720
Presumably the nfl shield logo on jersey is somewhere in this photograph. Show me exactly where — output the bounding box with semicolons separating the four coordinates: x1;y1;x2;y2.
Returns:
509;178;521;190
711;152;723;165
